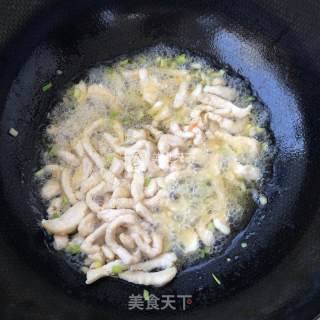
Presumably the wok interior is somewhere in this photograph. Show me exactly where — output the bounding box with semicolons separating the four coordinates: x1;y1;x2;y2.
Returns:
0;0;319;314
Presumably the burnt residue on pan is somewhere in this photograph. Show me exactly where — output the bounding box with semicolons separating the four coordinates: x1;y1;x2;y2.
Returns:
0;0;320;319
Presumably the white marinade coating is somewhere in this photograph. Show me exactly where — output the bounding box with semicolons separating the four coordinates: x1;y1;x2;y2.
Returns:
37;52;271;286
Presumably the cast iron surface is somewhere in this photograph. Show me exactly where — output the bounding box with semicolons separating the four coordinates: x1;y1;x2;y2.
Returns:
0;1;320;319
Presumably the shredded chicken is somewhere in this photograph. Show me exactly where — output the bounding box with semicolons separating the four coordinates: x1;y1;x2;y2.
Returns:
118;267;177;287
42;201;88;235
37;51;270;287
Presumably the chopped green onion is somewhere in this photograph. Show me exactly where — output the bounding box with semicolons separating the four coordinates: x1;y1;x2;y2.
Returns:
243;95;255;104
66;86;75;97
144;176;151;187
212;273;221;285
105;154;114;167
84;257;92;266
244;124;252;132
200;79;207;85
109;110;119;120
35;169;44;177
176;54;187;65
51;212;60;219
111;264;123;274
61;195;69;208
42;82;53;92
48;145;58;158
160;60;168;68
143;289;150;301
65;243;81;255
80;266;89;273
250;129;257;138
199;249;206;258
119;59;129;67
256;127;265;134
199;247;210;258
136;56;147;65
174;111;186;124
104;67;114;76
259;195;268;206
156;57;169;68
91;261;103;269
8;128;19;137
262;143;269;153
170;61;177;68
207;222;214;231
241;242;248;248
121;116;130;126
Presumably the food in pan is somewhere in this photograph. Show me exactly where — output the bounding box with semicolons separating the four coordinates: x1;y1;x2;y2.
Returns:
36;48;272;286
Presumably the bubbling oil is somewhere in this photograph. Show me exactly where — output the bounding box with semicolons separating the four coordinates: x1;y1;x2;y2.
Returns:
40;46;273;270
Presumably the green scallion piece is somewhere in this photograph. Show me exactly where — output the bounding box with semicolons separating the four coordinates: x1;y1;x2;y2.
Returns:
259;195;268;206
51;212;60;219
199;250;205;258
156;57;169;68
119;59;129;67
262;142;269;152
91;261;103;269
104;67;114;76
144;176;151;187
35;168;44;178
176;54;187;64
199;247;210;258
207;222;214;231
48;145;58;158
143;289;150;301
109;110;119;120
105;154;114;167
243;95;255;103
65;243;81;255
111;264;123;275
42;82;53;92
241;242;248;248
8;128;19;137
121;116;130;126
212;273;221;285
80;266;89;273
61;195;69;208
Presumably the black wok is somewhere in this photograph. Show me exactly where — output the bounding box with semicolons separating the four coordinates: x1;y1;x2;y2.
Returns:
1;0;320;319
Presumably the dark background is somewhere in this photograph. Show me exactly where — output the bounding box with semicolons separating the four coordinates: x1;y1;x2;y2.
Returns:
0;1;320;319
1;0;320;72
